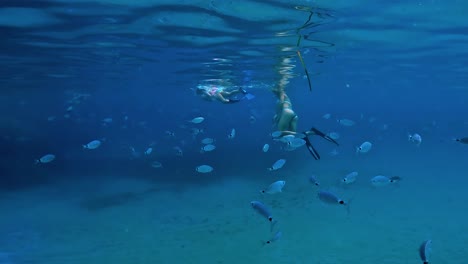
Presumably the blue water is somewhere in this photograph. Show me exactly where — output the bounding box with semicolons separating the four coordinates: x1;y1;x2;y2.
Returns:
1;1;468;263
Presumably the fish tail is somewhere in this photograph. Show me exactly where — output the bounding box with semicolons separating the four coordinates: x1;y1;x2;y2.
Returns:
345;198;353;216
270;219;278;233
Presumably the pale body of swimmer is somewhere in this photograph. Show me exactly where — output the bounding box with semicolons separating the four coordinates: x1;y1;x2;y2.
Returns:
272;87;298;133
196;85;246;104
271;56;338;160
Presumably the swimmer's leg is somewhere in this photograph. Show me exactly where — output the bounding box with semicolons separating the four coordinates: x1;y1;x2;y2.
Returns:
278;109;295;132
290;115;298;132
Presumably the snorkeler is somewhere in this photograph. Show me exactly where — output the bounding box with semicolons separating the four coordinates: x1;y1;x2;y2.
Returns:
196;84;249;104
272;57;338;160
271;56;299;132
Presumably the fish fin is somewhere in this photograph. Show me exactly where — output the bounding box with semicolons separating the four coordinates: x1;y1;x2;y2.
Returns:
345;198;353;216
270;219;278;233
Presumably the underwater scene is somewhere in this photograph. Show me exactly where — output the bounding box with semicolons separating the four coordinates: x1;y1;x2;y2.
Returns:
1;0;468;263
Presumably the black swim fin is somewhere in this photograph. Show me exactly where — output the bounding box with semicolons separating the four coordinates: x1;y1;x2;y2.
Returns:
309;127;339;146
227;98;241;103
303;135;320;160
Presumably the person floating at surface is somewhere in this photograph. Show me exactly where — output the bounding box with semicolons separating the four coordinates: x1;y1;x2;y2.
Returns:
272;56;339;160
196;84;248;104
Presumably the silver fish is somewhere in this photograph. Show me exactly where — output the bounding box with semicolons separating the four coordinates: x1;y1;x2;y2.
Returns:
200;144;216;153
228;128;236;139
317;190;346;205
371;175;399;187
190;116;204;124
196;165;213;173
309;175;320;186
337;118;355;126
201;137;215;144
35;154;55;164
264;230;282;245
356;141;372;153
251;201;274;222
268;159;286;171
261;180;286;194
455;137;468;144
419;239;432;264
342;171;358;184
83;139;101;150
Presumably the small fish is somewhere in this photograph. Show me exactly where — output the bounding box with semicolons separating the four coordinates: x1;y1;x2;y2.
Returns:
408;133;422;146
317;190;347;205
356;141;372;153
35;154;55;164
144;147;153;155
250;201;274;222
279;135;295;143
389;176;402;183
268;159;286;171
262;144;270;153
173;146;183;157
150;161;163;168
337;118;355;126
454;137;468;144
419;239;432;264
264;230;282;245
191;128;204;137
190;117;205;124
129;147;140;159
200;144;216;153
102;117;113;124
165;131;176;137
270;131;282;138
342;171;358;184
261;180;286;194
326;132;340;140
287;138;306;148
381;124;389;131
196;165;213;173
322;113;331;119
370;175;398;187
201;137;215;144
228;128;236;139
309;175;320;186
83;140;101;150
329;149;339;156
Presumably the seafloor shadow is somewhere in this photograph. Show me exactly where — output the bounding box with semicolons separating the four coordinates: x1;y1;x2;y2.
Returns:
79;187;160;211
